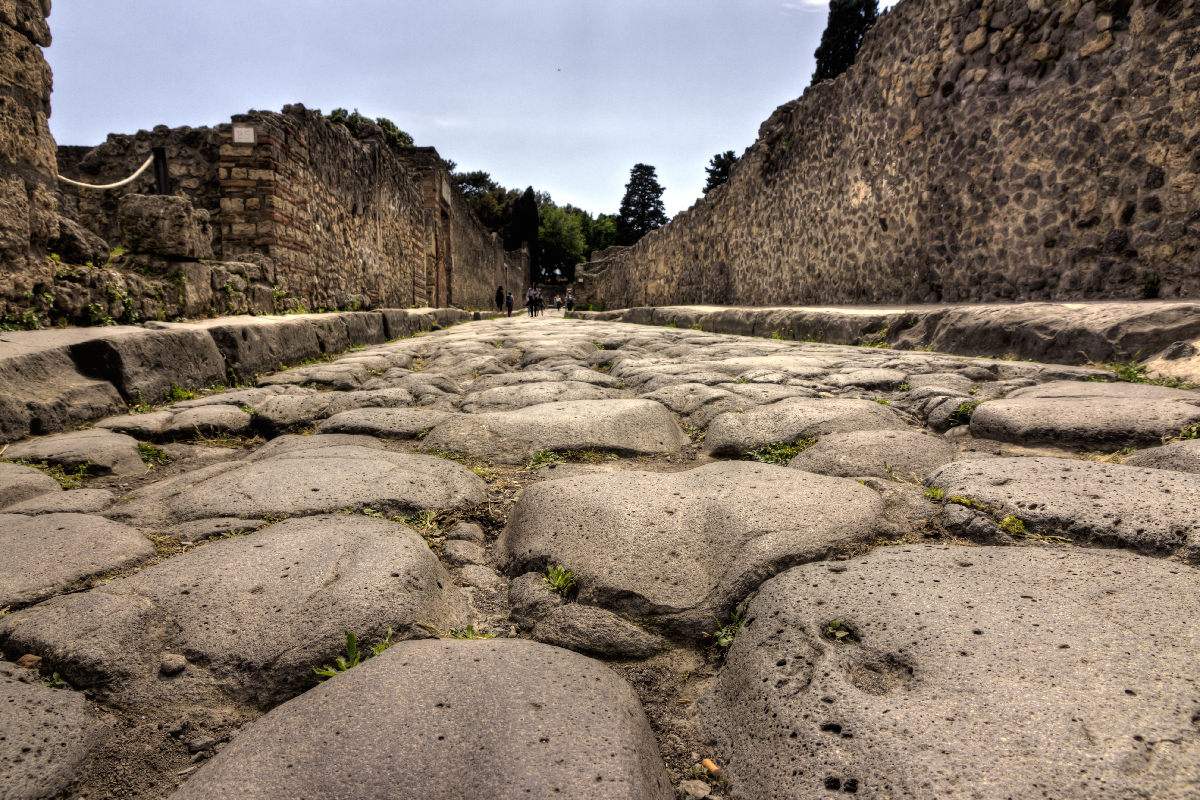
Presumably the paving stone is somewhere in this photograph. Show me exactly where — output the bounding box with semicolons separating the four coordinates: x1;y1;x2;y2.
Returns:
132;446;487;524
253;390;418;435
0;513;155;608
639;383;744;428
93;410;176;438
422;399;690;465
1124;438;1200;474
461;381;626;413
1;674;102;800
171;517;263;543
0;515;467;710
970;381;1200;448
824;368;907;390
701;546;1200;800
508;572;566;628
0;462;61;510
532;604;667;659
442;539;487;567
313;407;453;438
457;565;503;589
928;456;1200;558
787;429;957;481
160;406;253;440
2;488;116;515
243;433;384;462
69;328;226;405
445;521;485;545
5;429;145;476
499;462;884;635
169;639;672;800
704;398;909;457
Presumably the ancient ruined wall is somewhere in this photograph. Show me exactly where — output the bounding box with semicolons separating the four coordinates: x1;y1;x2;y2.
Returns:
580;0;1200;308
57;126;223;251
0;0;58;311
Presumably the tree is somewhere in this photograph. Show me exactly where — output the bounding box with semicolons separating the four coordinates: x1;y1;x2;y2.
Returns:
811;0;878;85
703;151;738;195
506;187;540;278
615;163;668;246
579;211;617;255
538;201;586;283
323;108;415;152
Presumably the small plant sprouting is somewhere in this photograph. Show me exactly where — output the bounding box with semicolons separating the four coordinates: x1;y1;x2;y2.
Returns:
449;624;495;640
826;619;851;642
137;442;171;466
999;515;1027;536
44;672;66;689
544;565;577;596
746;438;817;466
402;510;440;540
948;495;985;511
130;392;155;414
874;397;890;405
361;508;386;519
861;327;889;348
415;428;430;441
312;629;394;680
945;400;981;428
897;383;913;391
1180;424;1199;440
771;330;790;340
924;487;944;501
706;604;746;654
1;458;91;490
165;382;195;402
529;449;563;469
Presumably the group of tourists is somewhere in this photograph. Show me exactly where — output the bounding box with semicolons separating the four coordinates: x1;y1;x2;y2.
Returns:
494;284;576;317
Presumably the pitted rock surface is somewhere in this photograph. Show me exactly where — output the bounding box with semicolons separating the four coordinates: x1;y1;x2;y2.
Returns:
787;429;957;481
1125;439;1200;474
0;515;467;710
927;457;1200;558
701;547;1200;800
170;639;673;800
4;429;145;476
499;462;884;634
1;673;102;800
0;461;61;509
704;398;908;457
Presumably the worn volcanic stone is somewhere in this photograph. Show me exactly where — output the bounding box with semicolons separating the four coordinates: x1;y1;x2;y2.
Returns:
508;572;565;628
498;462;884;635
1;675;102;800
704;398;908;457
313;407;453;438
0;513;154;609
970;381;1200;448
2;488;115;515
142;446;487;522
170;639;673;800
160;406;253;439
532;605;667;659
93;410;175;438
702;546;1200;800
787;429;957;481
0;516;467;710
0;462;61;510
422;399;689;464
68;328;225;404
927;457;1200;558
461;381;625;413
1124;439;1200;474
5;429;145;476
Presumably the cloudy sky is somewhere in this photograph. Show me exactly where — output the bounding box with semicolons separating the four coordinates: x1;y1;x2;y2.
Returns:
45;0;891;217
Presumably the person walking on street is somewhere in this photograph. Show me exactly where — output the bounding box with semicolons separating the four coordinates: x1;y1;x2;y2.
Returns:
505;292;514;317
495;286;504;311
566;292;575;312
526;284;538;317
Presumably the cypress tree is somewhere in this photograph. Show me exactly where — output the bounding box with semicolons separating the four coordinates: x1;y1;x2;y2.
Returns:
615;164;668;246
703;151;738;195
505;187;541;279
812;0;879;85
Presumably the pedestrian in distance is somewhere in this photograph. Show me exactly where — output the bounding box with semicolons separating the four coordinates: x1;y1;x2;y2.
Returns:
495;286;504;311
505;292;514;316
526;284;538;317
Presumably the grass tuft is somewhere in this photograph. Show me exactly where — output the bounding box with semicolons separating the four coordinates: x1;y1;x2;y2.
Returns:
746;438;816;466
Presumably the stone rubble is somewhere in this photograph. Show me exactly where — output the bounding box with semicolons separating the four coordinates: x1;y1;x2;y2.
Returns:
1;311;1198;799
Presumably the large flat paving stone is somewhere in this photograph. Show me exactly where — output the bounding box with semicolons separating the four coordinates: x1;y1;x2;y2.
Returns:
461;380;626;413
3;488;116;515
701;546;1200;800
787;429;957;481
704;398;908;457
928;457;1200;558
4;429;145;476
0;513;155;609
0;462;61;510
970;381;1200;449
116;445;487;524
1125;438;1200;474
421;399;689;465
313;407;453;438
1;670;102;800
0;515;467;711
498;462;884;635
170;639;672;800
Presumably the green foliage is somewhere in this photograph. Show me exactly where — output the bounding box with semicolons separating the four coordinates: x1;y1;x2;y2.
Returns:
538;200;587;283
529;449;563;469
2;458;91;489
945;400;981;427
747;438;817;465
44;673;66;689
897;383;912;391
826;618;851;641
703;151;738;195
137;442;171;466
1180;424;1200;440
923;486;944;501
948;495;985;510
312;629;394;680
615;163;668;246
860;327;889;348
812;0;879;84
999;515;1027;536
508;187;541;277
874;397;890;405
165;382;195;402
544;565;577;596
707;604;745;653
1098;358;1195;389
426;449;497;482
323;108;414;151
448;624;495;640
401;510;440;540
0;306;43;331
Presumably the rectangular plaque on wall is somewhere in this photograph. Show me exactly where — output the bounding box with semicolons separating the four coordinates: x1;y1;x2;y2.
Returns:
232;125;256;145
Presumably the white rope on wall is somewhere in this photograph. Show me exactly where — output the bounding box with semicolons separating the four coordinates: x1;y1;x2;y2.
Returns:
56;154;155;190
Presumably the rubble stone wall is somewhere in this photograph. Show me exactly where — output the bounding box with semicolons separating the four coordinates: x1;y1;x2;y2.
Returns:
579;0;1200;308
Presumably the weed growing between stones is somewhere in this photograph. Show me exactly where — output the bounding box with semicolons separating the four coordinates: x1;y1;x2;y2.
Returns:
826;619;851;642
129;392;156;413
1;458;91;489
947;495;986;511
860;327;889;348
874;397;890;405
1180;424;1200;440
1089;358;1197;389
188;429;266;449
312;629;395;680
448;624;495;640
746;438;817;465
924;487;944;501
664;319;678;328
704;604;745;655
544;565;577;596
137;442;171;466
683;425;707;442
426;450;497;482
945;400;982;427
164;382;195;402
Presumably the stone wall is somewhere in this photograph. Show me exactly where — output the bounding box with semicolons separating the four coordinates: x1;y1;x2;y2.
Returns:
579;0;1200;308
0;0;58;316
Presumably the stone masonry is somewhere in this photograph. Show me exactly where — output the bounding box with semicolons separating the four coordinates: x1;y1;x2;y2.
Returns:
578;0;1200;308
